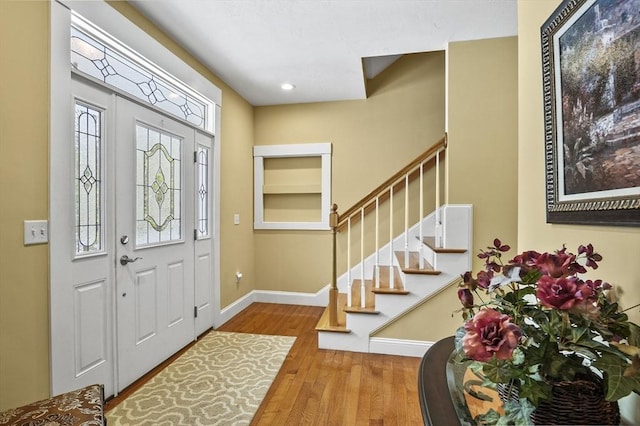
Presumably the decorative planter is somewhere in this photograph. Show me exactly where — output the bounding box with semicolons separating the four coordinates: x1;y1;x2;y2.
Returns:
498;378;620;425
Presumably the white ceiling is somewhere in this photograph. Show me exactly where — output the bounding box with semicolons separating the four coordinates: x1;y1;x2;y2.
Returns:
129;0;518;106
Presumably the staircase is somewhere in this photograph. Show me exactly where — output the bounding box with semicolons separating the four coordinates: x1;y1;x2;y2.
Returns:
315;135;473;354
316;205;472;353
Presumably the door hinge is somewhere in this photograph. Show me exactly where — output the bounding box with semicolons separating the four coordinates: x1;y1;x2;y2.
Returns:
194;151;198;163
194;229;198;241
194;306;198;318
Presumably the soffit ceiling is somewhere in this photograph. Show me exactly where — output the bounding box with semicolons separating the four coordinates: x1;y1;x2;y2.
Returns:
129;0;518;106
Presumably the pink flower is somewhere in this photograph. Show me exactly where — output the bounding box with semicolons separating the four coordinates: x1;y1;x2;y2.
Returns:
534;251;575;278
462;309;522;362
536;275;593;310
476;270;493;290
458;288;474;308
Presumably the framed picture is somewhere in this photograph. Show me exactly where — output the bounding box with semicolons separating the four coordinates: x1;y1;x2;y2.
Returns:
541;0;640;226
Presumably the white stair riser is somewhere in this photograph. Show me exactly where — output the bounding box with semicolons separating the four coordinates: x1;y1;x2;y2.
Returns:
320;204;472;354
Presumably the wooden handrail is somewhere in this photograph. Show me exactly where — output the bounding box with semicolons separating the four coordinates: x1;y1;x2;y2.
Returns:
337;134;447;229
326;134;447;326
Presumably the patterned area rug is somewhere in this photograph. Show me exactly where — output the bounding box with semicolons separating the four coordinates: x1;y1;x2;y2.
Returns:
107;331;295;426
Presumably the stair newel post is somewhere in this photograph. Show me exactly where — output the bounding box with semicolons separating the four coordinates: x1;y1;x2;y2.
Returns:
347;216;352;308
419;161;425;270
404;174;409;269
360;207;365;308
389;186;394;289
375;196;380;289
329;203;339;327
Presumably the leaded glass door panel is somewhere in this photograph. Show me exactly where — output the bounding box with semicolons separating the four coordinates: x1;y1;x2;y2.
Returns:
50;77;115;397
115;96;195;391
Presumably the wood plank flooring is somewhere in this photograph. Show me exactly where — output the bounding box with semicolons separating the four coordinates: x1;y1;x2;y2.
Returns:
106;302;423;425
217;303;423;425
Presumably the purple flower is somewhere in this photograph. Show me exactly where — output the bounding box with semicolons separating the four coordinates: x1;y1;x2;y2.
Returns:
462;308;522;362
535;251;575;278
536;275;593;310
579;243;603;270
458;288;474;308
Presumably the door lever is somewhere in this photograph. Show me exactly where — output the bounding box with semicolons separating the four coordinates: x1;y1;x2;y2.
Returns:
120;255;142;266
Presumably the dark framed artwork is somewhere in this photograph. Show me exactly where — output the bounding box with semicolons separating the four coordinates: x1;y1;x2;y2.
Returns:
541;0;640;226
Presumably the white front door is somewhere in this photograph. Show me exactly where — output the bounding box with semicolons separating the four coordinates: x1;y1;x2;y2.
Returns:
51;77;215;397
114;97;196;390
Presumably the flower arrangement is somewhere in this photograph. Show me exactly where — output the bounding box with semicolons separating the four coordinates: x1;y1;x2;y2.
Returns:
455;239;640;424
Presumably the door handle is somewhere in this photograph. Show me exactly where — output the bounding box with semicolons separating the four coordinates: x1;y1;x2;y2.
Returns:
120;255;142;266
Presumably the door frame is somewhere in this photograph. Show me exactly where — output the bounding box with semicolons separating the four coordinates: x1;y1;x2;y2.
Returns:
50;0;222;396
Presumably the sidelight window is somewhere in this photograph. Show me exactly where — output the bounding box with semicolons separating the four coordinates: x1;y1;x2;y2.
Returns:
74;102;104;255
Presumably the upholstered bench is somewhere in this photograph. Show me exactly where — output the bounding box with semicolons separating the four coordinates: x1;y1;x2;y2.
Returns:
0;384;105;426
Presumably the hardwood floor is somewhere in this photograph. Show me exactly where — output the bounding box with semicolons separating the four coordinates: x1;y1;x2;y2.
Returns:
106;302;424;425
217;303;423;425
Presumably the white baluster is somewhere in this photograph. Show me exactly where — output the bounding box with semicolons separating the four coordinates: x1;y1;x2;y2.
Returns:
389;186;394;289
419;162;425;270
360;208;365;309
435;152;442;249
404;174;409;269
375;197;380;289
347;217;352;307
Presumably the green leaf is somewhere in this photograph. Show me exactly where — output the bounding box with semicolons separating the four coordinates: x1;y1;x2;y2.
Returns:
519;376;552;406
503;399;536;426
570;326;589;343
629;322;640;347
594;352;640;400
482;359;520;383
474;408;501;425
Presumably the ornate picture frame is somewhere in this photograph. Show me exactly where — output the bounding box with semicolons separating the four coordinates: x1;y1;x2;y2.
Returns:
541;0;640;226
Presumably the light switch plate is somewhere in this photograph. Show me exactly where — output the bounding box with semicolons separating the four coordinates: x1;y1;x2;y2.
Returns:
24;220;49;245
233;214;240;225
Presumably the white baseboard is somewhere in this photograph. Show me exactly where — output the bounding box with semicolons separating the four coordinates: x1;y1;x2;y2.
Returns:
218;285;330;326
369;337;434;357
218;289;435;358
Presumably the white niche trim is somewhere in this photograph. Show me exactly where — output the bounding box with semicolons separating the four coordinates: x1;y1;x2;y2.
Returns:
253;143;332;230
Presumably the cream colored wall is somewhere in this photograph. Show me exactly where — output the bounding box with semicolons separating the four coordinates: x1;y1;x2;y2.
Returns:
375;37;519;341
519;1;640;419
518;0;640;347
448;37;519;272
0;1;255;410
0;1;51;410
253;52;446;293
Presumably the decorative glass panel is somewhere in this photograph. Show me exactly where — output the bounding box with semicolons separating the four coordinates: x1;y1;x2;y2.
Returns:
136;124;182;246
70;25;207;130
75;102;103;255
196;146;209;238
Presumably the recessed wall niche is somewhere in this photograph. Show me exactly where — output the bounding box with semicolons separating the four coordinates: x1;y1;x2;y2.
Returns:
253;143;332;230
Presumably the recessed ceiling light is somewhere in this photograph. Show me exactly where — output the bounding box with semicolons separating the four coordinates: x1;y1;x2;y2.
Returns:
281;83;296;91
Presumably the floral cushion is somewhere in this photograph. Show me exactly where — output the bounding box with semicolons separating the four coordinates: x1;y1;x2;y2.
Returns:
0;384;104;426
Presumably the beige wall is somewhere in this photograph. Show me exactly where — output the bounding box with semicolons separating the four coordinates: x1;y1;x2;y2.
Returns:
518;0;640;338
0;0;51;410
0;1;256;410
376;37;519;341
518;0;640;419
253;52;446;293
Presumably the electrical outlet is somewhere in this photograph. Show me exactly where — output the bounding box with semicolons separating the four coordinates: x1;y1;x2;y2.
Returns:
24;220;49;245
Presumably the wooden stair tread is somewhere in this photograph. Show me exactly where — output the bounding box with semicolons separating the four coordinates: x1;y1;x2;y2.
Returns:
395;251;441;275
344;306;379;314
315;293;350;333
349;278;377;311
373;266;410;294
420;236;467;254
